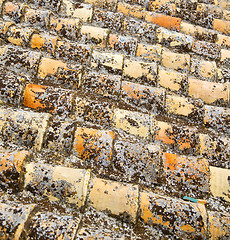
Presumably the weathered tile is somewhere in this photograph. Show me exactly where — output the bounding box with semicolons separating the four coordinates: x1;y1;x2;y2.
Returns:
210;166;230;202
208;211;230;239
0;46;41;77
82;72;121;99
0;108;50;151
145;11;181;31
155;121;199;154
80;25;109;47
223;9;230;21
157;67;186;92
91;50;124;74
190;58;217;81
213;18;230;35
199;134;230;169
75;96;114;126
166;94;204;122
120;81;165;113
30;33;58;55
188;78;228;105
204;105;230;134
25;162;90;206
85;0;118;11
37;57;82;89
61;1;93;22
112;108;154;139
50;16;81;40
88;177;139;222
136;43;162;62
195;26;218;43
93;8;124;32
140;192;206;239
6;26;36;47
25;211;80;240
72;127;115;169
0;150;31;191
123;18;157;43
0;70;26;106
156;27;193;49
3;1;27;23
220;49;230;65
123;58;157;85
108;34;138;56
0;201;35;240
180;21;197;37
163;152;210;197
112;140;161;186
191;41;221;60
24;8;51;29
196;3;222;19
28;0;62;12
44;117;75;155
216;33;230;48
23;84;74;115
55;40;92;65
0;20;14;39
117;2;147;19
162;49;190;71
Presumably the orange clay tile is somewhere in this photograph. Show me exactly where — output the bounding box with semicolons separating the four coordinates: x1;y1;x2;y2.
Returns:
23;84;73;115
23;84;47;111
30;33;58;55
37;57;67;79
140;191;206;239
121;80;165;112
145;11;181;31
213;19;230;35
0;150;31;190
73;127;115;164
117;2;147;19
162;152;210;197
156;121;199;152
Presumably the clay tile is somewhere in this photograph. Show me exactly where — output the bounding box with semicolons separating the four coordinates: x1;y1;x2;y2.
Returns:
30;33;59;55
0;150;31;191
88;177;139;223
25;162;90;207
25;211;80;239
6;26;36;47
0;200;35;240
24;8;51;29
140;191;207;238
23;83;74;115
73;127;115;169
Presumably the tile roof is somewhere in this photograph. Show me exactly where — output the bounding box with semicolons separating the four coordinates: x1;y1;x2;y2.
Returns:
0;0;229;239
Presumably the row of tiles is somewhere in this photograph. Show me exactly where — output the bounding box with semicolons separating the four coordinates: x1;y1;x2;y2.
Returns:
0;149;230;239
0;56;229;134
1;15;230;93
15;0;230;38
2;1;230;83
0;197;170;240
0;107;229;201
